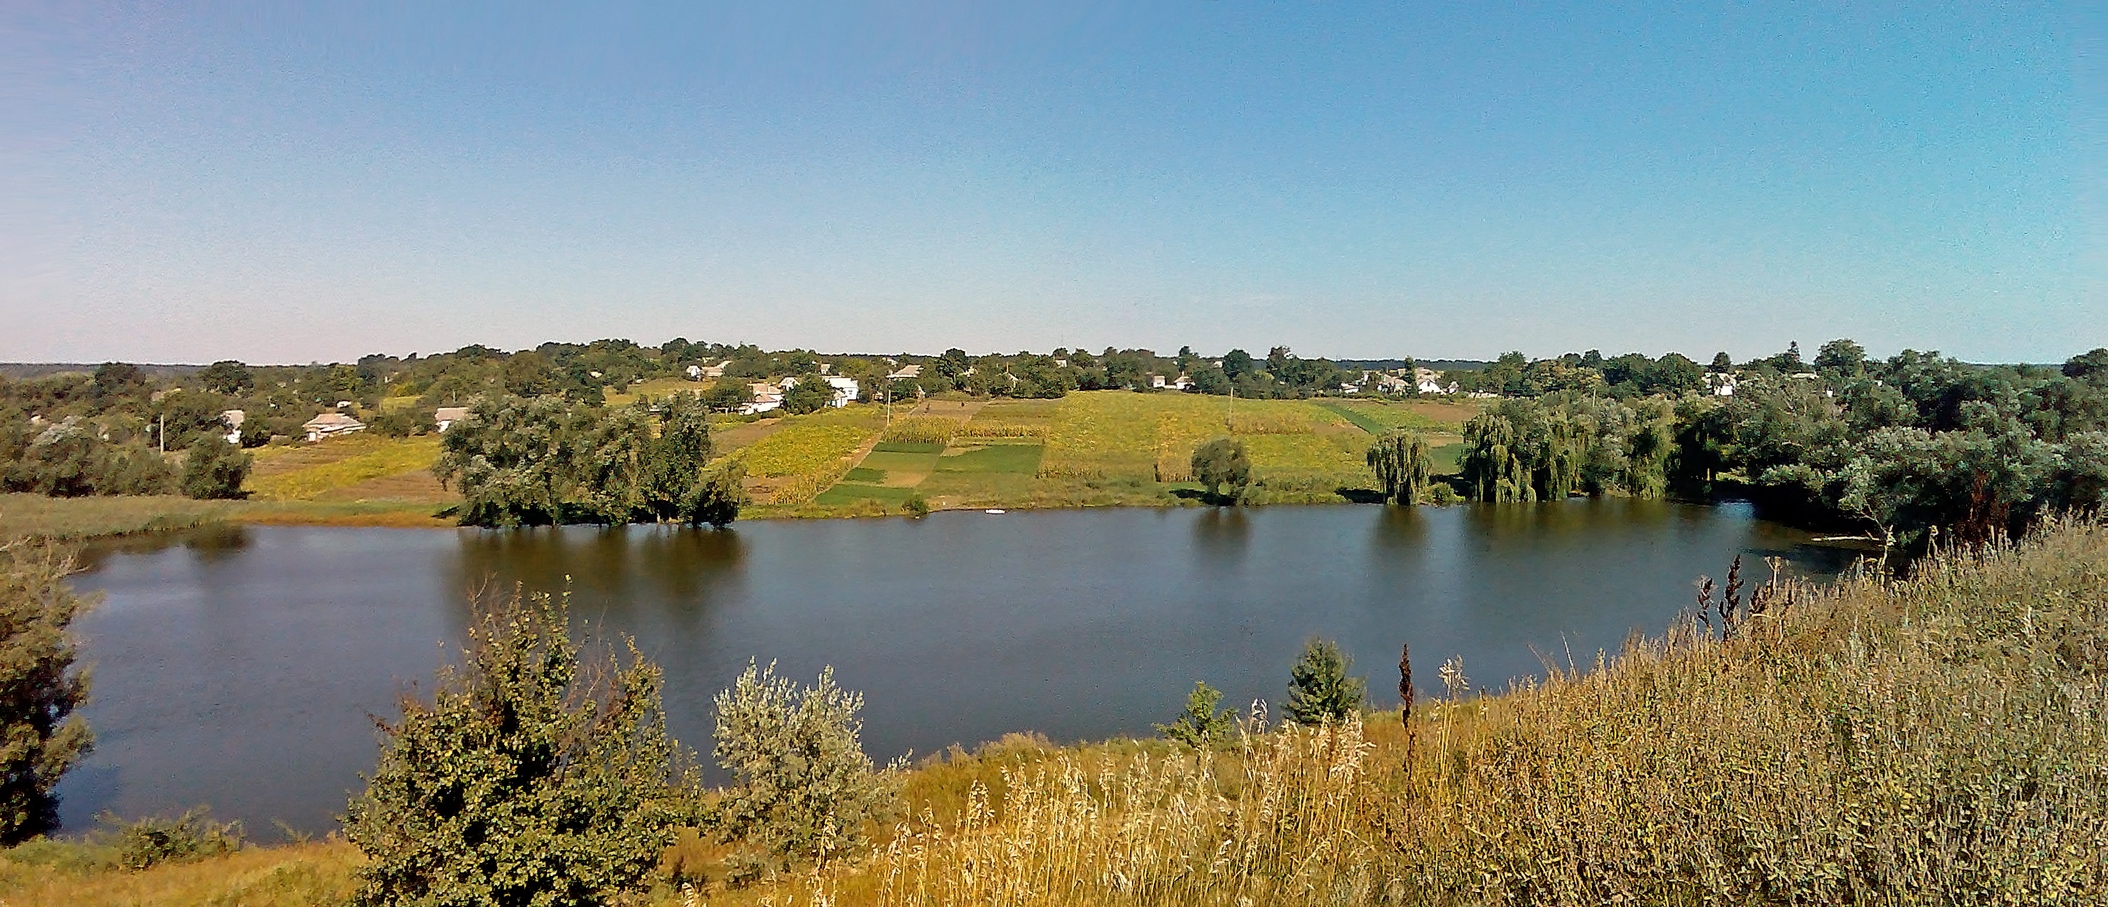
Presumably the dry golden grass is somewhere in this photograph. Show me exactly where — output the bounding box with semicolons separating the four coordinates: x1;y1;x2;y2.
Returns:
0;841;360;907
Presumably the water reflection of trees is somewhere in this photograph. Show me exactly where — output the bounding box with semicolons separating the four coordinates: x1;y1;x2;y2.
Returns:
445;526;748;627
1191;509;1250;569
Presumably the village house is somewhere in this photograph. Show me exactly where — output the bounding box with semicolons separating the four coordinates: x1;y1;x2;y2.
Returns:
743;381;784;415
219;409;244;444
1364;372;1413;394
302;412;366;442
1413;367;1457;396
1148;374;1194;391
685;360;732;380
434;407;470;431
886;363;922;381
1705;373;1738;397
824;376;860;407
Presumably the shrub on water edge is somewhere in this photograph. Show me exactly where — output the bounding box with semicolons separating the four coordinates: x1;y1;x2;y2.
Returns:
1155;681;1236;748
104;808;243;870
343;588;685;907
179;436;251;500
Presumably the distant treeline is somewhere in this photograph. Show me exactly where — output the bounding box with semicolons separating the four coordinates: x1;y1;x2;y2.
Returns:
1450;342;2108;551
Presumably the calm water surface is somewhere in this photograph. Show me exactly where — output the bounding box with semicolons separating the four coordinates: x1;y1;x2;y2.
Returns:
59;501;1848;833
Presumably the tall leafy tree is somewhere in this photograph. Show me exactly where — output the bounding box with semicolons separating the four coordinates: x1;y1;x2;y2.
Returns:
0;544;94;843
1367;430;1434;505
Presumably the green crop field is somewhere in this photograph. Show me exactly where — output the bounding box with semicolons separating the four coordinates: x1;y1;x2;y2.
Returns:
247;436;445;502
935;442;1044;474
737;408;883;478
785;392;1486;516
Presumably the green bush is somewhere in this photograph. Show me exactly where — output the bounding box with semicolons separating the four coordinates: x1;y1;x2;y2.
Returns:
179;437;251;499
1190;437;1251;502
344;589;684;907
105;807;242;870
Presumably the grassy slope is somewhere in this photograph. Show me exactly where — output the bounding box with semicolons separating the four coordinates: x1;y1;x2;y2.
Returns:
19;522;2106;905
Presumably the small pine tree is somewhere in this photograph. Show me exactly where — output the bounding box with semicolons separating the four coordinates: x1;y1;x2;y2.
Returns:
0;544;94;844
1155;681;1235;748
1284;638;1365;725
180;436;251;500
344;589;682;907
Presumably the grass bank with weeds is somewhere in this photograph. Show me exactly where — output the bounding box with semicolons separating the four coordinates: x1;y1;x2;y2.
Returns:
19;521;2106;905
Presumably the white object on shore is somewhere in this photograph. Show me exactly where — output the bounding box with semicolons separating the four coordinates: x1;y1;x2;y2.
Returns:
984;509;1006;514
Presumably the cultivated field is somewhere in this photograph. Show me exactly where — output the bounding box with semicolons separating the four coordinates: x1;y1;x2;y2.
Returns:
801;391;1481;516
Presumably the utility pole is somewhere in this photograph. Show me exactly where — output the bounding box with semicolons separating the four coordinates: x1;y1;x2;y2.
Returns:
158;413;165;453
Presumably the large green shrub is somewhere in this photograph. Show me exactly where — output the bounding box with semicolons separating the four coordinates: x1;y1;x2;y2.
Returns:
344;589;683;907
0;543;94;844
106;807;243;870
179;436;251;499
1190;437;1251;501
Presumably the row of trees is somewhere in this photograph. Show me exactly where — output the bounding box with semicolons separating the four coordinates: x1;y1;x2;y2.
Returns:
0;416;249;499
434;393;744;527
1449;345;2108;549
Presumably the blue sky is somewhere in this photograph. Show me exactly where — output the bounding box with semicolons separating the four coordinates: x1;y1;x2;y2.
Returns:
2;2;2099;364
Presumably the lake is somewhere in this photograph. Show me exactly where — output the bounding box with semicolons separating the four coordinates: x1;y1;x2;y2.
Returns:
58;500;1851;834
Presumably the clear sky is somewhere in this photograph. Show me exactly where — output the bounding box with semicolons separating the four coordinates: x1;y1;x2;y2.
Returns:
3;2;2100;364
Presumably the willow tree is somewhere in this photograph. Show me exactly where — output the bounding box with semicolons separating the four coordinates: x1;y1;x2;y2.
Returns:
1460;413;1531;502
1367;430;1434;505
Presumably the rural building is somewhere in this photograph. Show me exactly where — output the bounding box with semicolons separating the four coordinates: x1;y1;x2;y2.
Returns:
743;382;784;415
434;407;470;431
1147;374;1195;391
219;409;244;444
887;364;922;380
1414;367;1457;395
824;376;860;407
1364;372;1412;394
1705;373;1738;397
302;412;366;442
685;360;732;380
